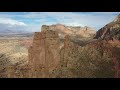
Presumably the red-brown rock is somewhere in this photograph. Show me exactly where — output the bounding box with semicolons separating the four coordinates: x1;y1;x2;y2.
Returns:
95;14;120;41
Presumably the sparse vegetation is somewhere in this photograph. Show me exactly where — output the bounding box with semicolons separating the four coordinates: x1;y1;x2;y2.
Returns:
51;40;120;78
0;37;32;78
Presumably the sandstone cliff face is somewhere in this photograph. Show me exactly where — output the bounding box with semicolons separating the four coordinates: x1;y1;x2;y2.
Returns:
42;24;96;39
29;24;95;69
28;25;120;78
93;15;120;77
95;14;120;40
52;36;120;78
29;30;60;70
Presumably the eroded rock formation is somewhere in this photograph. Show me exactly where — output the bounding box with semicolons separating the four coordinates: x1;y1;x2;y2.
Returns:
42;24;96;39
27;14;120;78
29;30;60;70
95;14;120;40
28;24;120;78
1;14;120;78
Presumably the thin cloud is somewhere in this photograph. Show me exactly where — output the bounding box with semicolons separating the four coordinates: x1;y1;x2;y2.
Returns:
22;12;119;29
0;18;27;26
0;12;119;32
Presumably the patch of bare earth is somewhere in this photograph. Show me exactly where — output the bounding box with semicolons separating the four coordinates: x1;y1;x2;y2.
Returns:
0;37;32;67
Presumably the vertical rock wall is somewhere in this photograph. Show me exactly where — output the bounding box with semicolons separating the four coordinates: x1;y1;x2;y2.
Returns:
28;28;61;77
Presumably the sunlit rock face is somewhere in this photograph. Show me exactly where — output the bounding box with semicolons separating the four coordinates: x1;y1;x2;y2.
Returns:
95;14;120;41
41;24;96;39
28;30;60;70
28;22;120;78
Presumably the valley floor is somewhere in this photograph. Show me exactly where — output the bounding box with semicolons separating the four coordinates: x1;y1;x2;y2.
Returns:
0;37;32;67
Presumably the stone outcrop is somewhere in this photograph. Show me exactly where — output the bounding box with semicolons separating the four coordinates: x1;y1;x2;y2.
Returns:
41;24;96;39
1;15;120;78
28;15;120;78
28;30;60;71
95;14;120;40
28;25;119;78
29;24;93;69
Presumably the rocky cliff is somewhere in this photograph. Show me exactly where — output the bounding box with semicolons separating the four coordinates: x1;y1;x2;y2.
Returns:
95;14;120;40
42;24;96;39
29;30;60;70
1;15;120;78
28;24;120;78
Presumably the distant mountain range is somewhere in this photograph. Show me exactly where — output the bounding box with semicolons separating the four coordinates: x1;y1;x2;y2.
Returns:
0;29;28;34
0;22;34;37
0;29;34;37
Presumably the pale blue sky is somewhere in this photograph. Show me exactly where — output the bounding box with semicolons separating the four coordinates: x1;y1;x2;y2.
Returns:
0;12;119;32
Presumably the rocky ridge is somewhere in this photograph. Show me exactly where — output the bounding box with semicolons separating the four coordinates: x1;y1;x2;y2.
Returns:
27;24;120;78
42;24;96;39
1;15;120;78
95;14;120;40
